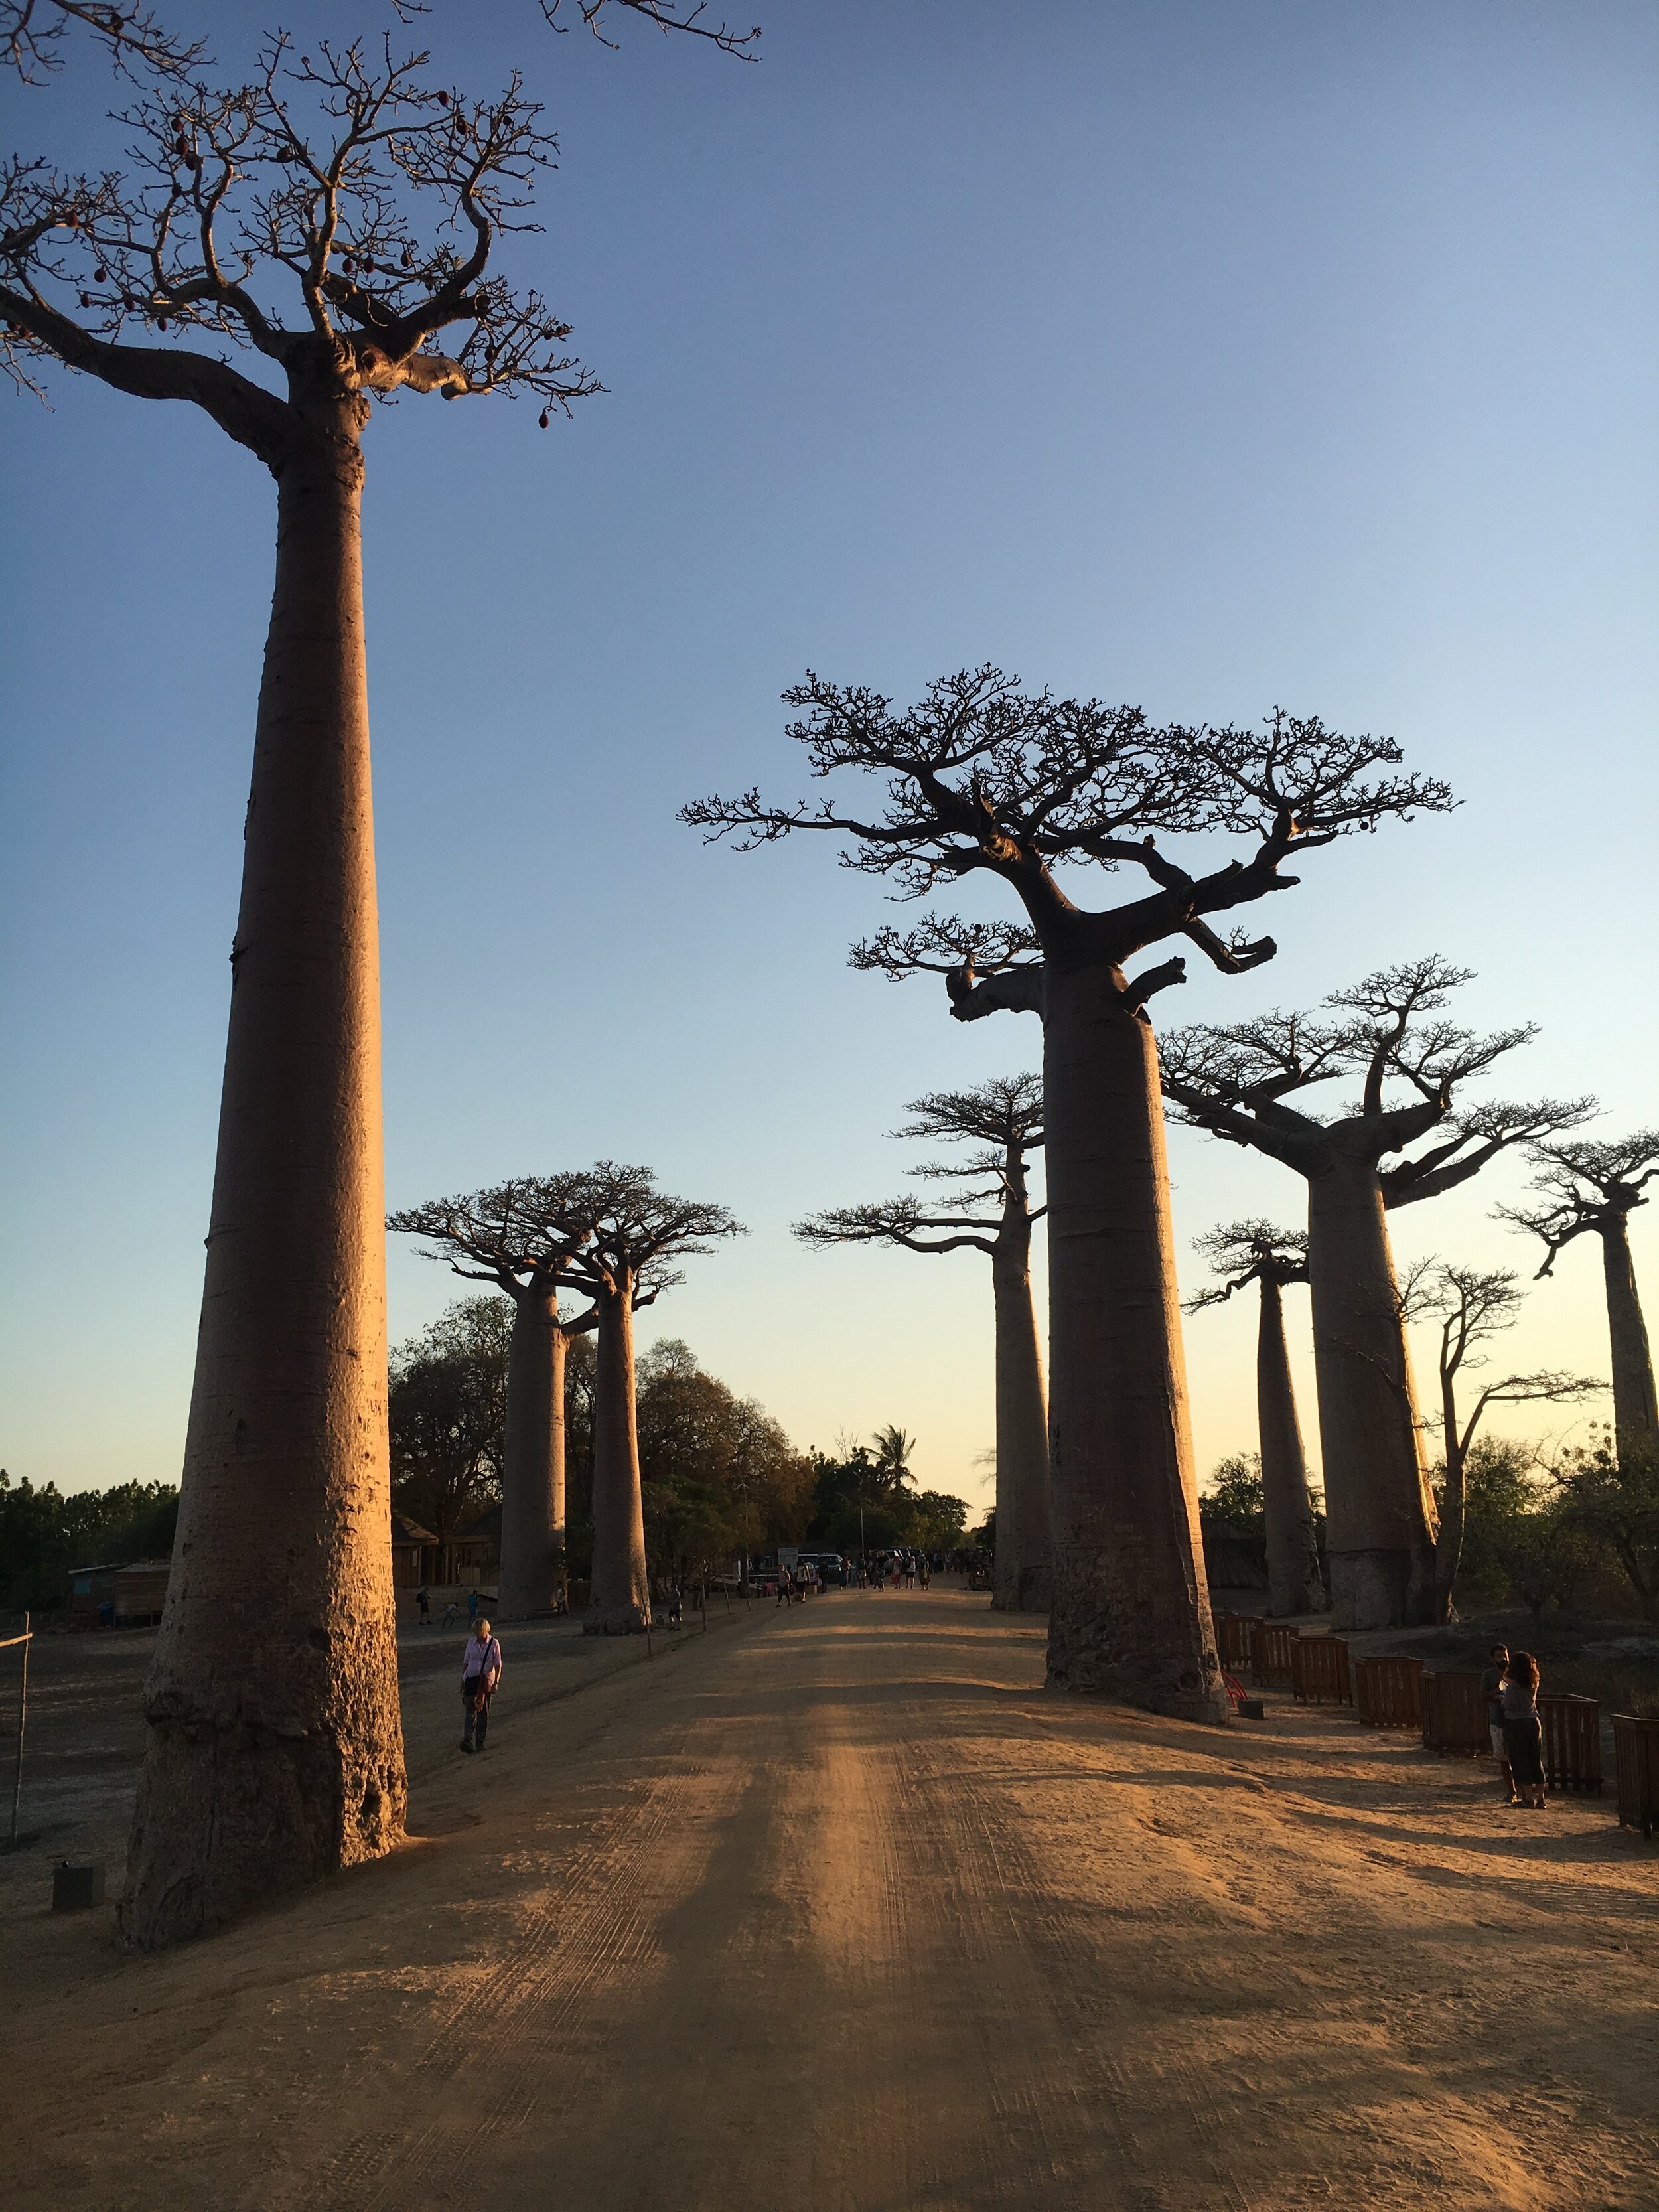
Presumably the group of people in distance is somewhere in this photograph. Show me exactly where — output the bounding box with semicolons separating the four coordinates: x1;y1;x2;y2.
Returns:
857;1550;933;1591
774;1561;823;1606
1480;1643;1549;1809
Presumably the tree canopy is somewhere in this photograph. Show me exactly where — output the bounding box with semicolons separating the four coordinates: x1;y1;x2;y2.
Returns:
388;1295;513;1546
684;670;1455;1009
1161;956;1591;1197
0;1468;179;1609
1500;1132;1659;1276
2;17;601;463
1185;1218;1308;1313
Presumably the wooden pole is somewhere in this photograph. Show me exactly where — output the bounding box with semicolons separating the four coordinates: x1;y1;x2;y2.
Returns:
9;1613;30;1852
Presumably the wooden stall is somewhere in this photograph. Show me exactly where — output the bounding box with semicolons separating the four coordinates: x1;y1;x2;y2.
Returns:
1216;1615;1261;1674
1255;1623;1301;1688
113;1560;171;1625
1420;1670;1489;1757
1356;1654;1423;1729
1292;1635;1353;1707
1612;1714;1659;1837
1537;1694;1602;1793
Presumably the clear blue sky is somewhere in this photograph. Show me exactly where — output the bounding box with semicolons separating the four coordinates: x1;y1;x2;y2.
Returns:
2;1;1655;1512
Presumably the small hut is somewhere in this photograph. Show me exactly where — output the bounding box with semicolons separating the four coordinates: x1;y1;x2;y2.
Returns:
390;1510;439;1589
113;1560;172;1625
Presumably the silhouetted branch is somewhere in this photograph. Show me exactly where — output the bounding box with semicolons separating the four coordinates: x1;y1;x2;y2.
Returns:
683;668;1453;974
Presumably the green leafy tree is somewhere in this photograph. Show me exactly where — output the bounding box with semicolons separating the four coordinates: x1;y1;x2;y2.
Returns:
804;1432;970;1558
388;1295;512;1560
1557;1429;1659;1621
0;1470;180;1610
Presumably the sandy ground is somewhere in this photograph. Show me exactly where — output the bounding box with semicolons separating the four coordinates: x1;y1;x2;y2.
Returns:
3;1587;1656;2211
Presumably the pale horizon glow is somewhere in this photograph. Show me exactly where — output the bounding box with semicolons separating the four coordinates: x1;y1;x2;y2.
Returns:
2;1;1655;1514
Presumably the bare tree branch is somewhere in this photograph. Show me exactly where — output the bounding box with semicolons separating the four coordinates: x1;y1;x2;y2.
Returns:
540;0;760;56
3;27;601;451
1157;963;1581;1201
2;0;204;84
1184;1217;1308;1313
1498;1129;1659;1277
683;670;1453;982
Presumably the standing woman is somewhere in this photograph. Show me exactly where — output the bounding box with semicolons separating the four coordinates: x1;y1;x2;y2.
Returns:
1501;1652;1547;1808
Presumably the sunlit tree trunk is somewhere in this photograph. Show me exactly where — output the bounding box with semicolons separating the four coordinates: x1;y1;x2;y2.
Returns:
992;1199;1050;1611
1306;1158;1437;1631
121;413;405;1949
1256;1274;1327;1618
1043;968;1227;1720
1601;1220;1658;1443
498;1288;567;1620
587;1280;650;1633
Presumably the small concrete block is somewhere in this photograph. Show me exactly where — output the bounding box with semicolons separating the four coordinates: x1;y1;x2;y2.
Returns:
52;1862;106;1911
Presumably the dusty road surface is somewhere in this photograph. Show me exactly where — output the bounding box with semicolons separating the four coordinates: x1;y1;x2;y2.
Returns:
3;1589;1656;2211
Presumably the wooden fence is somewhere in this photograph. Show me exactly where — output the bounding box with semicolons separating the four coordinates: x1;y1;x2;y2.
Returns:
1420;1670;1489;1757
1216;1615;1261;1674
1356;1655;1423;1730
1536;1694;1602;1793
1254;1623;1301;1687
1612;1714;1659;1836
1291;1635;1352;1706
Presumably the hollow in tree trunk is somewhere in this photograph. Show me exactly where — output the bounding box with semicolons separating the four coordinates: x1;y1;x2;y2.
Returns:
120;421;405;1949
992;1209;1050;1612
1602;1221;1658;1444
1255;1274;1327;1618
498;1288;568;1621
1043;968;1226;1720
1306;1159;1437;1631
587;1283;650;1633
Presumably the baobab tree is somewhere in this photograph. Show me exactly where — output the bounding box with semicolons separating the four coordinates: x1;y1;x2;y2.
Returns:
684;668;1452;1718
1411;1262;1602;1619
557;1164;745;1633
388;1179;616;1621
796;1074;1050;1612
1161;958;1591;1629
1186;1221;1326;1619
1;8;740;1944
1500;1132;1659;1445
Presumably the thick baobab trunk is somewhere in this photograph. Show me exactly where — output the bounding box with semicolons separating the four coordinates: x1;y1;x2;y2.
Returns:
1601;1221;1658;1444
1256;1274;1327;1618
991;1211;1050;1613
498;1289;567;1621
121;420;405;1950
587;1286;650;1633
1306;1159;1437;1631
1043;966;1227;1720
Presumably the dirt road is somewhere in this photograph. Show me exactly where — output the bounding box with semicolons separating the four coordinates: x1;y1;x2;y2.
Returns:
4;1589;1656;2210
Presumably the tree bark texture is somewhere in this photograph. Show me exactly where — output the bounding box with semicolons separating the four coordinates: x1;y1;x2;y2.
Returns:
991;1210;1051;1613
587;1286;650;1633
1042;968;1228;1720
120;421;405;1949
1601;1222;1658;1444
1256;1275;1327;1619
1306;1159;1438;1631
498;1289;567;1621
